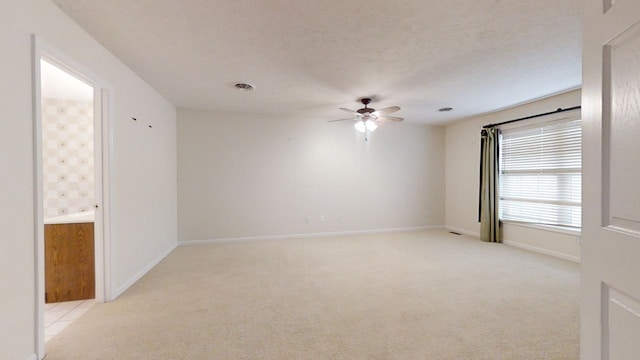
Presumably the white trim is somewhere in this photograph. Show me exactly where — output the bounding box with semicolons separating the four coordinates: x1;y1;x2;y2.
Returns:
444;225;480;238
179;226;444;246
32;35;114;360
99;88;114;302
446;225;581;262
502;220;581;236
90;86;114;302
503;239;581;263
111;243;178;299
31;35;45;360
25;353;37;360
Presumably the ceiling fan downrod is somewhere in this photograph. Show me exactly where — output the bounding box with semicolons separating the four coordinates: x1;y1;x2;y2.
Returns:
358;98;374;114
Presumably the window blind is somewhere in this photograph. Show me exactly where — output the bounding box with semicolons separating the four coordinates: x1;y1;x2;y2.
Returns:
499;118;582;228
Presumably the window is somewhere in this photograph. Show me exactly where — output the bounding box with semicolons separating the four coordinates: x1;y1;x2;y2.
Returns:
499;118;582;228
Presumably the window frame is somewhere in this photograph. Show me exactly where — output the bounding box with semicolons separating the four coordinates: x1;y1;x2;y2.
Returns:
496;110;582;231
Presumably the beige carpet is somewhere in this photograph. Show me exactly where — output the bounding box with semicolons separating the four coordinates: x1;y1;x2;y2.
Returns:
45;230;579;359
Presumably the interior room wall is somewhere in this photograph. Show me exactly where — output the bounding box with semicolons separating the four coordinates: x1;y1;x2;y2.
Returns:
0;1;177;359
445;89;582;261
178;109;445;242
42;98;95;218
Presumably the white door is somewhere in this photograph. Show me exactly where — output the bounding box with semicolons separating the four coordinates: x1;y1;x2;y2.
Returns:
582;0;640;359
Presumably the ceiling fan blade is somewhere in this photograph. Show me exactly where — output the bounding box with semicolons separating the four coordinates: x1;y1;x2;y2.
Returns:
377;116;404;122
373;106;400;116
327;118;356;123
339;107;358;114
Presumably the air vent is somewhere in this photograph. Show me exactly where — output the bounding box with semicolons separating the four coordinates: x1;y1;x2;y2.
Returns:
234;83;255;91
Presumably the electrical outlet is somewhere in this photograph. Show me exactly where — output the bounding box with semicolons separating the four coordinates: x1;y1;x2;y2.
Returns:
337;216;343;223
305;216;310;224
320;215;326;222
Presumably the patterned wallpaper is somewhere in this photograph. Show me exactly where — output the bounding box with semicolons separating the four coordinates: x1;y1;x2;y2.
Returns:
42;98;95;219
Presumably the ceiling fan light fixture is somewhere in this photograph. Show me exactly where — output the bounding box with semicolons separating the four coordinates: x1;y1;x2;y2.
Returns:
366;120;378;132
331;99;403;134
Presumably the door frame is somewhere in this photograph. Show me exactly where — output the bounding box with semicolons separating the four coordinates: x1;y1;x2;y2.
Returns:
31;35;113;359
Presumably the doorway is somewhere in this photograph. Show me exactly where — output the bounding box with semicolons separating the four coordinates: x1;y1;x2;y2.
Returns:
33;37;111;358
40;58;96;304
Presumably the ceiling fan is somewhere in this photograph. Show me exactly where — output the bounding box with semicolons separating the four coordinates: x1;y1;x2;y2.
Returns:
328;98;403;133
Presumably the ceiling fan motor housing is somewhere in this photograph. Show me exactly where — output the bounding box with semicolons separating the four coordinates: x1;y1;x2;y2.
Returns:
357;98;374;114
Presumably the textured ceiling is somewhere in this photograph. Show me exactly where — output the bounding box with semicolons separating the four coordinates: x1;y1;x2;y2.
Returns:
52;0;581;124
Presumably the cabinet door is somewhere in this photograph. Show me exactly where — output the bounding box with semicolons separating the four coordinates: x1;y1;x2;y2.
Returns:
45;223;95;303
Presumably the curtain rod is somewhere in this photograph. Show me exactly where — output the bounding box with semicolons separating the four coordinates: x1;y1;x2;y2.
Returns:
482;106;581;129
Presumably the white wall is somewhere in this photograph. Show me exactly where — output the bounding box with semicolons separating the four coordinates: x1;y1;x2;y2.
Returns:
0;1;177;359
445;89;581;261
178;109;445;241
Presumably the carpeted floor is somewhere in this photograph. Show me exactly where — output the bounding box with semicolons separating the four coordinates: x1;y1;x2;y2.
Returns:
44;230;579;359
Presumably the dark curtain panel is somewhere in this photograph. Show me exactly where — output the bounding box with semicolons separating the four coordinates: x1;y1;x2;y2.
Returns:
479;127;501;243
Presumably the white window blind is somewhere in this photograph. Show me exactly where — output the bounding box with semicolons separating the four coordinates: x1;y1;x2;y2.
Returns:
499;118;582;228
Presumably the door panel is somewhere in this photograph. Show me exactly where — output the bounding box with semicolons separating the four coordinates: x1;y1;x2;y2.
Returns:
45;223;95;303
582;0;640;359
606;287;640;360
605;23;640;234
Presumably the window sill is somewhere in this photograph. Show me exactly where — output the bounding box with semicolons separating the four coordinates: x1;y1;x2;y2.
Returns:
501;221;581;236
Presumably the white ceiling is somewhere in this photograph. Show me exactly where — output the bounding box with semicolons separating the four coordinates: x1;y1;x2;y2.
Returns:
52;0;581;124
41;59;93;102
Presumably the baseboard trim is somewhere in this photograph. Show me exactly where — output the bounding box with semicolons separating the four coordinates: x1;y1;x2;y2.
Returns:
444;225;480;238
503;239;581;263
179;225;444;246
111;242;178;300
25;353;37;360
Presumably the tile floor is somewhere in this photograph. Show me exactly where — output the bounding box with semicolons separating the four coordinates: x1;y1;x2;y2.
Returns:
45;299;95;342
